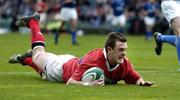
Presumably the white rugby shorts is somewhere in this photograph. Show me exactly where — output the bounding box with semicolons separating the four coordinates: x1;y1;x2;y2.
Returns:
57;8;78;21
33;52;75;82
111;14;126;27
144;16;155;26
161;1;180;23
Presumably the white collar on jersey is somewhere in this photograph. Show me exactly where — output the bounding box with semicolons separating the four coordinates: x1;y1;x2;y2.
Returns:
103;48;119;71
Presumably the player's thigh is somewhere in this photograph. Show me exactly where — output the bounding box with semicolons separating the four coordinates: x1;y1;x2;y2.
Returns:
44;60;63;82
32;51;59;70
171;17;180;36
70;19;78;27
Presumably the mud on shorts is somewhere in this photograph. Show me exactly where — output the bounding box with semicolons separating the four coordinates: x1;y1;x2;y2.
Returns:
43;54;75;82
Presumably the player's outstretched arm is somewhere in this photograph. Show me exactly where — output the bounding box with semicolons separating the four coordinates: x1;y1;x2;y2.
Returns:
136;78;155;87
66;78;104;86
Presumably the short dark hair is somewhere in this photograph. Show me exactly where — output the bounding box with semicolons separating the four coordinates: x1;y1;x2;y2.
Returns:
105;32;127;50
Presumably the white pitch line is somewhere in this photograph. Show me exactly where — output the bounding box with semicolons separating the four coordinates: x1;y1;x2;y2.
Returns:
0;84;53;88
0;72;34;75
138;69;177;73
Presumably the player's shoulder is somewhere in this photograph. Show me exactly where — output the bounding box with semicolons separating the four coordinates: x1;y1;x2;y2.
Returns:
84;48;104;61
87;48;103;55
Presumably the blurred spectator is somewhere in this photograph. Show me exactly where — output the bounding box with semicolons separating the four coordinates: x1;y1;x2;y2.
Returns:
18;0;35;16
126;0;145;35
34;0;49;30
0;0;166;36
0;0;24;32
142;0;160;40
54;0;79;45
110;0;128;33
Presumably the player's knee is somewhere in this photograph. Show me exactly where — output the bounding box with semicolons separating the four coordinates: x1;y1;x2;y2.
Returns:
32;48;45;62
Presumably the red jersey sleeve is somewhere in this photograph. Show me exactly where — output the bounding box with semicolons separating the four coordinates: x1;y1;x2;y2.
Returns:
123;59;141;84
69;49;102;81
69;63;91;81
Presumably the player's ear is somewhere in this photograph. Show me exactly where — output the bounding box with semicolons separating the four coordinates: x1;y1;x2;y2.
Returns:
107;47;113;53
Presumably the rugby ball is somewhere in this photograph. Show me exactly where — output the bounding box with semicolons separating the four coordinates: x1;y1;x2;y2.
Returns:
81;67;104;82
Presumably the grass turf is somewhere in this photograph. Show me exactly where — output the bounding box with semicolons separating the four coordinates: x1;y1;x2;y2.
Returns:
0;33;180;100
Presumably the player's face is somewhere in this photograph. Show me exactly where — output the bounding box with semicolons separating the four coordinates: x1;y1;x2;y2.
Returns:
108;41;127;64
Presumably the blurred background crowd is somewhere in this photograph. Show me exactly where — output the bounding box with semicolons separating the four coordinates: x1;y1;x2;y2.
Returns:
0;0;170;38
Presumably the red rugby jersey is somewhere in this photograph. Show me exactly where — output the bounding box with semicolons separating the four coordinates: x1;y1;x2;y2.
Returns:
62;48;140;84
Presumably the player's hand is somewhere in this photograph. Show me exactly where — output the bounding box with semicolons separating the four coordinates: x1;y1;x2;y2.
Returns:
92;79;105;86
83;79;104;86
140;81;154;87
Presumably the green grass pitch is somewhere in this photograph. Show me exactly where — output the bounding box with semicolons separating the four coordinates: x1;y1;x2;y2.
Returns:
0;33;180;100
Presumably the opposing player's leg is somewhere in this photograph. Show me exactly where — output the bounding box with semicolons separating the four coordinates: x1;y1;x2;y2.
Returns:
155;33;176;46
171;17;180;71
161;0;180;71
54;21;65;44
144;17;155;40
154;32;177;55
70;18;79;45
